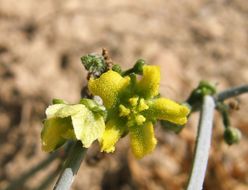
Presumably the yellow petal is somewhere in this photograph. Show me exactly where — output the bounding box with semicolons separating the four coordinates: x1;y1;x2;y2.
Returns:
135;114;146;126
129;122;157;159
71;109;105;148
136;65;160;98
61;129;76;140
129;97;139;107
41;117;72;152
45;104;85;118
138;98;149;111
100;119;125;153
119;104;130;117
88;70;130;109
45;104;67;118
145;98;190;125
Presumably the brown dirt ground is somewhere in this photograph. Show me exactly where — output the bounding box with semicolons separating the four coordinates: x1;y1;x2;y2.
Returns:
0;0;248;190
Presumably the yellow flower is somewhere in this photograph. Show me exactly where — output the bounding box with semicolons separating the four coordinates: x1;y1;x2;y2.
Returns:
88;65;190;159
41;101;105;152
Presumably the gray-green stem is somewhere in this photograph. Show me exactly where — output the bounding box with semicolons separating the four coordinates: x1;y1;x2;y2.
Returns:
216;84;248;102
186;96;215;190
53;141;86;190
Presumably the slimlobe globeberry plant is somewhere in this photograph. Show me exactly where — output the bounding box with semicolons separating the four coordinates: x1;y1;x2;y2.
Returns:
38;50;248;190
4;49;245;190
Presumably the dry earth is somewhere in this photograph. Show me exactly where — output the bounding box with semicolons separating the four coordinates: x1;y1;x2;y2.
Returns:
0;0;248;190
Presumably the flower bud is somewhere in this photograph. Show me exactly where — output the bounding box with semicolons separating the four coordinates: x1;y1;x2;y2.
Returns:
133;59;145;74
224;127;241;145
112;64;122;74
81;54;106;76
52;99;67;104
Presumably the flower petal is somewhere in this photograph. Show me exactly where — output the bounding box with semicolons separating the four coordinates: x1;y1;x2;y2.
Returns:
46;104;86;118
71;107;105;148
145;98;190;125
129;122;157;159
100;119;125;153
55;104;87;118
88;70;130;109
41;117;72;152
45;104;67;118
136;65;160;98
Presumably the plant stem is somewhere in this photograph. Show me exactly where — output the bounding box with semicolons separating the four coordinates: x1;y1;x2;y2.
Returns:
53;141;86;190
216;103;231;128
5;151;58;190
186;96;215;190
216;85;248;102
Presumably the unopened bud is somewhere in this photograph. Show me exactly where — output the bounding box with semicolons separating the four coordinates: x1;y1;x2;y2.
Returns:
224;127;241;145
112;64;122;74
52;99;67;104
133;59;145;74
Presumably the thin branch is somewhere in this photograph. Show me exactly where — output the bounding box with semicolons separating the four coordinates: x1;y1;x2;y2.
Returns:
216;85;248;102
53;141;86;190
186;96;215;190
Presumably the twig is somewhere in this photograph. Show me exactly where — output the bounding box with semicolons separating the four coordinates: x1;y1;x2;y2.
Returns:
186;96;215;190
216;85;248;102
102;48;113;69
5;151;58;190
53;141;86;190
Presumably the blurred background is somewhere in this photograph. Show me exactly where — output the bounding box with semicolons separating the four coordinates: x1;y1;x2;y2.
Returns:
0;0;248;189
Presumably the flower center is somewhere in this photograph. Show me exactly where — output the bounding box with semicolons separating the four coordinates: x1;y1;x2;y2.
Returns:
119;97;149;126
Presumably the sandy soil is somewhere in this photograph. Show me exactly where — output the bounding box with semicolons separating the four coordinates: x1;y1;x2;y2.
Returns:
0;0;248;190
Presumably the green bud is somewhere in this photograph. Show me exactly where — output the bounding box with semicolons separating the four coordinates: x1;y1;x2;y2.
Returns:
198;80;216;96
52;99;67;104
121;59;146;76
186;81;216;110
112;64;122;74
224;127;241;145
81;54;106;75
133;59;145;74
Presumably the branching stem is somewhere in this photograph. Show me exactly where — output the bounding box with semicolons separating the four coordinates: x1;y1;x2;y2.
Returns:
216;85;248;102
186;96;215;190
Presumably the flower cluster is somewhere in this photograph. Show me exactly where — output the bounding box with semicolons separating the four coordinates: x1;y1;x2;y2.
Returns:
41;64;190;158
88;65;189;158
